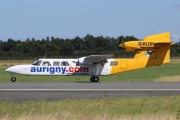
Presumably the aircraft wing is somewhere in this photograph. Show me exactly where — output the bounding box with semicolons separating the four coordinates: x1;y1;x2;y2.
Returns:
84;54;113;61
77;54;113;66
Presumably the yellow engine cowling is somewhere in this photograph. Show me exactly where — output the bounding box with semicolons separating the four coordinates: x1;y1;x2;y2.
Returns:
119;41;141;51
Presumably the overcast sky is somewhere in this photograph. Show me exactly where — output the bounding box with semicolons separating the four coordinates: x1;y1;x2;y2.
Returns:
0;0;180;41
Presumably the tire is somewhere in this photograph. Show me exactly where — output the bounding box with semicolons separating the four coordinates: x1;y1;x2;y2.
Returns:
90;77;94;82
11;77;16;82
94;76;99;82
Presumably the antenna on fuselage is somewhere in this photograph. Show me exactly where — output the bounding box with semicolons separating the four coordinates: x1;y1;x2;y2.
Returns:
43;49;47;59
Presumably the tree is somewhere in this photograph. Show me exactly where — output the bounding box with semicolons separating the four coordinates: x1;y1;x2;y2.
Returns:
95;36;110;50
73;36;84;51
0;34;179;59
83;34;96;51
59;42;75;55
2;39;17;52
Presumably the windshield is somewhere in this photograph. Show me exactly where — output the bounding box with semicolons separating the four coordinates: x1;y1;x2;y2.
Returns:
32;60;41;66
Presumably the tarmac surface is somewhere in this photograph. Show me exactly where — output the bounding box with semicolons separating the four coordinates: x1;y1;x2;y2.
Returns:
0;82;180;102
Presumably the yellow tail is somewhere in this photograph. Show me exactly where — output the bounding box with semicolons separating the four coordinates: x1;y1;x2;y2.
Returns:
111;32;174;74
134;32;174;65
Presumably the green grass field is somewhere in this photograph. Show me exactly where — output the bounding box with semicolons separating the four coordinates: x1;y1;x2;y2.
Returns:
0;96;180;120
1;59;180;82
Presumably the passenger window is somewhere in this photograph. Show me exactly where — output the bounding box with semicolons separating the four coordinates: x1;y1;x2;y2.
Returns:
42;61;51;66
110;61;118;66
53;61;60;66
61;61;70;66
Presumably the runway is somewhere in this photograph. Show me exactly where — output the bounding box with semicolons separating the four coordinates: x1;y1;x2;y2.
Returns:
0;82;180;102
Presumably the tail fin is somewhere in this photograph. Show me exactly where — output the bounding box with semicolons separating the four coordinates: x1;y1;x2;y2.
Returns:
120;32;174;65
143;32;170;42
111;32;173;75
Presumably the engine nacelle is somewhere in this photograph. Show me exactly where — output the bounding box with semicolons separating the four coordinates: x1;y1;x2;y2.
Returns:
119;40;157;51
77;57;93;66
119;41;141;51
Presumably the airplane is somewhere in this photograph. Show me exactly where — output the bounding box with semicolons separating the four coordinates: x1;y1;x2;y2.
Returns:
5;32;174;82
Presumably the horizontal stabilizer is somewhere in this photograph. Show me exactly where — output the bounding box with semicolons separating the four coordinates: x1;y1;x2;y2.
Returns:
154;42;174;45
119;32;173;51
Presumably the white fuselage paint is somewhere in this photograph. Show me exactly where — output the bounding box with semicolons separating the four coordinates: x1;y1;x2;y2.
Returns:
5;59;113;76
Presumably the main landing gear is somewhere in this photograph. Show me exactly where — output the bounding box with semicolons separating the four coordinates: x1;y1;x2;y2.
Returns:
90;76;99;82
11;74;16;82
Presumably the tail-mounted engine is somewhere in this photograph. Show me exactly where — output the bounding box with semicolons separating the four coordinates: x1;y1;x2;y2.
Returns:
119;41;156;51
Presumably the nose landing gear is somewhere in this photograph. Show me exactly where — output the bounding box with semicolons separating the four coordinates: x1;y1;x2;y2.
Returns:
11;74;16;82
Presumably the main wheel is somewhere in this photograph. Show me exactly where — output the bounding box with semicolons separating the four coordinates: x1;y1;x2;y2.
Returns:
94;76;99;82
90;76;99;82
11;77;16;82
90;77;94;82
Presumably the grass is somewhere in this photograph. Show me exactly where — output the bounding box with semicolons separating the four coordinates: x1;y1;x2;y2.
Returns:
0;59;180;82
0;96;180;120
155;75;180;82
0;59;180;120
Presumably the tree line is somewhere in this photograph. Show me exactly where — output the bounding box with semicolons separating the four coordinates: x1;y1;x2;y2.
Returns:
0;34;179;60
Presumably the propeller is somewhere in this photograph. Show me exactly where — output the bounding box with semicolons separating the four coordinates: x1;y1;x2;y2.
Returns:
145;49;155;58
119;38;125;47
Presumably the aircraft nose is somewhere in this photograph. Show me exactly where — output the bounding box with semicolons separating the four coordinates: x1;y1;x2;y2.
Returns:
5;67;12;72
5;66;16;73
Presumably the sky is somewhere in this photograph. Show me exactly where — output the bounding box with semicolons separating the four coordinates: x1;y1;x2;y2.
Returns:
0;0;180;42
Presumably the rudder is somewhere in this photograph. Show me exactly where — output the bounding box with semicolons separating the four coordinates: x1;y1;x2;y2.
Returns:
134;32;173;64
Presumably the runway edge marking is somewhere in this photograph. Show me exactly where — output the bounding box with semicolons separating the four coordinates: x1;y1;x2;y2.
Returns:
0;89;180;91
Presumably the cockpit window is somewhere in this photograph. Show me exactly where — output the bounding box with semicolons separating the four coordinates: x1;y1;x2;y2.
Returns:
61;61;70;66
42;61;51;66
32;60;41;66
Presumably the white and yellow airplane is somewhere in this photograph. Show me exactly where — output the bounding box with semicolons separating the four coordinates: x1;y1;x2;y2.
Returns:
5;32;174;82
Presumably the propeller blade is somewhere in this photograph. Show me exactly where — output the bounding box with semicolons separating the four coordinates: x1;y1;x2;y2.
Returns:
119;38;125;47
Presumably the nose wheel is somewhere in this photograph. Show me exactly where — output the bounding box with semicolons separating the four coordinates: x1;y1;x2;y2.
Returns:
11;76;16;82
90;76;99;82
